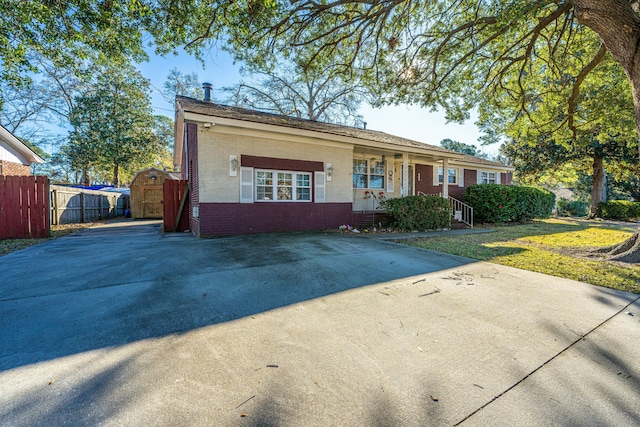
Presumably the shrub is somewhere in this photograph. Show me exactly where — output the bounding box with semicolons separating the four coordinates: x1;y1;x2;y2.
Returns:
381;195;451;230
463;184;555;223
597;200;640;221
556;198;588;217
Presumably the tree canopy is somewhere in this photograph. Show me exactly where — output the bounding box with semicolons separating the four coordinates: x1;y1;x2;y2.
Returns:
67;64;165;186
162;68;203;102
0;0;148;88
142;1;640;154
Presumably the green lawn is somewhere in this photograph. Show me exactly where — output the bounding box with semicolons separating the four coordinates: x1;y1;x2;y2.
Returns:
406;218;640;294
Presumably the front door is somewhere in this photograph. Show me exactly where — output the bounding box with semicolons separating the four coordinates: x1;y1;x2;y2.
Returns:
401;164;414;196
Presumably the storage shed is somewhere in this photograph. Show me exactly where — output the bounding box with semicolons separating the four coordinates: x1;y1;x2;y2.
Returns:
130;168;178;219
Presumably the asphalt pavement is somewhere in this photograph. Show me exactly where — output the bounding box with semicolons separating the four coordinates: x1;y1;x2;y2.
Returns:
1;220;638;426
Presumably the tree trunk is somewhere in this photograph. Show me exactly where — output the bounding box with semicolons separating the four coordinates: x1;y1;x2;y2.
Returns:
601;168;607;204
594;230;640;263
574;0;640;262
588;156;604;218
573;0;640;159
81;168;90;186
113;163;119;187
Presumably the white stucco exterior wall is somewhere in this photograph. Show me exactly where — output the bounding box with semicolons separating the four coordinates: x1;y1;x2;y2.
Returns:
195;124;354;204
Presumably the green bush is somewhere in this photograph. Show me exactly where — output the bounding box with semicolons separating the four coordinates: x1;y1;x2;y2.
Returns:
556;198;588;217
381;195;451;230
463;184;555;223
597;200;640;221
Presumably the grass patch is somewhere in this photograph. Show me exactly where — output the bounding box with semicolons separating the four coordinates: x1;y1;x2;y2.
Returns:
407;218;640;294
0;223;97;257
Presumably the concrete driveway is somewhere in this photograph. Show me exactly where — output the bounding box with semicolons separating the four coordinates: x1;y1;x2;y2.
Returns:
1;220;639;426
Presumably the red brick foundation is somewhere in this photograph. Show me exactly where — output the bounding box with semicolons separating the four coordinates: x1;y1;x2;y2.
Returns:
198;202;353;236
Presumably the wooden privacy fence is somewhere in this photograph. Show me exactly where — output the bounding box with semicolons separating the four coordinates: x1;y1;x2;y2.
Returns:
50;185;130;225
0;175;50;239
163;179;189;232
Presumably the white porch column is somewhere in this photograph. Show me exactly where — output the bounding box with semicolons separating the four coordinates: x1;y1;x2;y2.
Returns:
402;153;409;197
442;158;449;199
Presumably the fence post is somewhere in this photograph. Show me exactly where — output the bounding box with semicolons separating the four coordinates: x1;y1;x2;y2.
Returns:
80;192;85;223
52;188;58;226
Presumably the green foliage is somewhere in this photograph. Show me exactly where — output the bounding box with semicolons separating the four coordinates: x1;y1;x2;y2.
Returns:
597;201;640;221
381;195;451;231
68;63;162;186
439;138;486;158
556;198;588;217
146;1;635;137
0;0;148;86
464;184;555;223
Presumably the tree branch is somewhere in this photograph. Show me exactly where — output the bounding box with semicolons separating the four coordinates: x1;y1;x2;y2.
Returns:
567;43;607;138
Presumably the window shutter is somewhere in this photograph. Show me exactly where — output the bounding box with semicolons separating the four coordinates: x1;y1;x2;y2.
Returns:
387;165;394;193
315;171;326;202
433;165;440;186
477;170;482;184
458;168;464;187
240;167;254;203
496;172;501;185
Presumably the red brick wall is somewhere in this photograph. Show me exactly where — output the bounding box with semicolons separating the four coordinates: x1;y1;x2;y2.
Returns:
415;164;439;195
0;161;31;176
198;202;353;236
413;165;477;200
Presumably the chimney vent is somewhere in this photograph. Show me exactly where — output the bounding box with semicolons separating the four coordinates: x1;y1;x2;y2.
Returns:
202;82;213;102
363;121;367;130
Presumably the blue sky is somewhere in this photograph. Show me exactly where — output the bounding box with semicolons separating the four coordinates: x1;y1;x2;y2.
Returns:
136;48;500;157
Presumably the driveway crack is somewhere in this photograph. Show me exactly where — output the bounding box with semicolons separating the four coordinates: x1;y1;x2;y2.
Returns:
453;294;640;426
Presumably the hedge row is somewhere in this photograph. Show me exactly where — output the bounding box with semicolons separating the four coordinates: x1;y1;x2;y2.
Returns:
597;200;640;221
381;195;451;231
463;184;555;223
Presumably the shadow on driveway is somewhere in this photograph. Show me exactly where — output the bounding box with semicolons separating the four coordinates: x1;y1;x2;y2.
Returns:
1;221;470;371
2;221;639;426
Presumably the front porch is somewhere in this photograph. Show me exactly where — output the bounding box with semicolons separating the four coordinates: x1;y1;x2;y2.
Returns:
350;147;473;229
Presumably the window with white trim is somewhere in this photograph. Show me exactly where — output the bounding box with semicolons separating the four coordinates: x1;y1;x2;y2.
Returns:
480;171;497;184
438;167;458;185
369;161;384;189
255;170;311;201
353;159;385;189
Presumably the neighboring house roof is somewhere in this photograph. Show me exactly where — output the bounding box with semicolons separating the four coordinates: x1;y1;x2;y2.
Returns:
175;96;514;171
0;124;45;164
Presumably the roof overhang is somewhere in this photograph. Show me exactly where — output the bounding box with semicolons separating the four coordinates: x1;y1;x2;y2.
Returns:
181;110;466;162
0;125;45;164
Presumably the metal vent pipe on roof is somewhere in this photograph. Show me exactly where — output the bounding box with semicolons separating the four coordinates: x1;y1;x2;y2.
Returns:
202;82;213;102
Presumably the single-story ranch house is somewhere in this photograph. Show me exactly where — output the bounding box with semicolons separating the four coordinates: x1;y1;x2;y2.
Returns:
0;124;44;176
174;95;514;237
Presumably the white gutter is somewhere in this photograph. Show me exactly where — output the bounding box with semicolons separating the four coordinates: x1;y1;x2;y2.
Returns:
0;125;45;164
